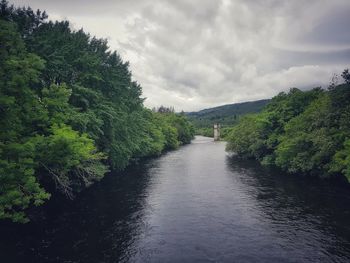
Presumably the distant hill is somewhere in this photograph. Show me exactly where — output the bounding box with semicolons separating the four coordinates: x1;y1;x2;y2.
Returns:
186;99;270;128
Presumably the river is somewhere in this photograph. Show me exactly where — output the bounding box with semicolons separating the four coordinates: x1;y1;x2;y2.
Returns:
1;136;350;262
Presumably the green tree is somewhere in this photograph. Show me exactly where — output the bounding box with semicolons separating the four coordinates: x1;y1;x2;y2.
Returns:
341;69;350;84
0;1;195;223
330;139;350;181
226;82;350;182
36;124;108;198
0;20;49;222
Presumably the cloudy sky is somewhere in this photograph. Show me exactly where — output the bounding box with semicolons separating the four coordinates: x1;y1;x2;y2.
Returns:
12;0;350;111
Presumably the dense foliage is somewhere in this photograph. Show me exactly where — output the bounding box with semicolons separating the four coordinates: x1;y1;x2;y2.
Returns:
226;78;350;182
0;1;194;223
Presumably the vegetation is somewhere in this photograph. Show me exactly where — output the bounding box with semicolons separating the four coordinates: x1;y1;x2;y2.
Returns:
0;1;194;223
196;127;214;137
226;73;350;182
196;126;234;140
186;99;269;129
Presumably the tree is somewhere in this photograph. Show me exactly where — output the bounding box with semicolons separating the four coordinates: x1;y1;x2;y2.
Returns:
226;80;350;182
36;124;108;198
0;2;195;223
0;20;49;222
341;69;350;84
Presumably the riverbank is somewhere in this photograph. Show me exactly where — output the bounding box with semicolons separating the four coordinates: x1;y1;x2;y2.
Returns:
2;136;350;262
0;1;195;223
226;83;350;183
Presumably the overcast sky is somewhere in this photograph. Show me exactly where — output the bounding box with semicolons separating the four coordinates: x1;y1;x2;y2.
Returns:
12;0;350;111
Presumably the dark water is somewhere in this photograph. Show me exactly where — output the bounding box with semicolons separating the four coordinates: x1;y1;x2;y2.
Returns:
2;136;350;262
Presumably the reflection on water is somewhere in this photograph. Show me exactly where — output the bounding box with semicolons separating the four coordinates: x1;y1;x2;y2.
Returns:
1;136;350;262
0;162;154;263
227;156;350;262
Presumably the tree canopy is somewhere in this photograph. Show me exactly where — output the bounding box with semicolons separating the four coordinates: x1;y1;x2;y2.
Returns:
0;1;194;223
226;75;350;182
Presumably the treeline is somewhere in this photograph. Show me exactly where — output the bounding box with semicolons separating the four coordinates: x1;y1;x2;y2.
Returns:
186;99;269;129
196;126;233;140
0;1;194;223
226;71;350;182
196;128;214;137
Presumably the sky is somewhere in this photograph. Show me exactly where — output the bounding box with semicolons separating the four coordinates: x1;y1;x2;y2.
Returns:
11;0;350;111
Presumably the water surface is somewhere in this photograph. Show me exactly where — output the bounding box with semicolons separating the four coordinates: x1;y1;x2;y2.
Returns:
1;136;350;262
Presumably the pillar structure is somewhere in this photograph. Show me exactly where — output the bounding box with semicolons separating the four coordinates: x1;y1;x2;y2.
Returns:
213;123;220;141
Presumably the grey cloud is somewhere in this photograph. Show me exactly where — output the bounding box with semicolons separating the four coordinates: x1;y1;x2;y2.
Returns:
298;6;350;47
11;0;350;111
269;48;350;70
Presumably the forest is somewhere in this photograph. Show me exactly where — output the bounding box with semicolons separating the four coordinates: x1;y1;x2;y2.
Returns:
226;72;350;182
187;99;269;128
187;99;269;137
0;1;194;223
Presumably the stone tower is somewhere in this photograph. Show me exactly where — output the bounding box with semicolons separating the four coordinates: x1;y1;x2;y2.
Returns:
213;123;220;141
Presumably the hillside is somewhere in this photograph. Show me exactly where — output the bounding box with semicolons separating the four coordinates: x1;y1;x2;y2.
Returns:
186;99;270;128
